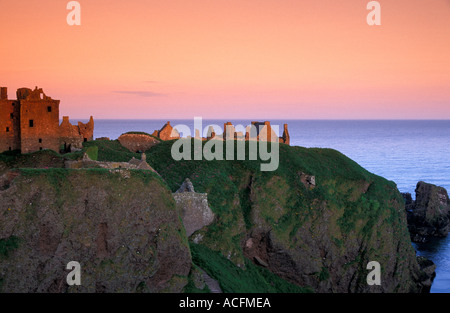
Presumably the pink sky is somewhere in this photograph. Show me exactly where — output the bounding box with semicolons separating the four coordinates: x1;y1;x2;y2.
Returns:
1;0;449;119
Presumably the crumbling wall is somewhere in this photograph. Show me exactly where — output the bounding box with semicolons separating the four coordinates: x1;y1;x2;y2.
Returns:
156;121;180;141
19;87;60;153
0;87;21;152
78;116;94;142
59;116;94;151
280;123;290;145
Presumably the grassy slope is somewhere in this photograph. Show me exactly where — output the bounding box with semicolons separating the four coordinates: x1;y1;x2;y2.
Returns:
142;139;414;292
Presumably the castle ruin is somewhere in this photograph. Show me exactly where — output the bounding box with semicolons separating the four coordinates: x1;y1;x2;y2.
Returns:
149;120;290;145
0;86;94;153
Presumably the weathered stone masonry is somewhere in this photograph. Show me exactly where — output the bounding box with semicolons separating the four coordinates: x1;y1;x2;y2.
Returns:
0;86;94;153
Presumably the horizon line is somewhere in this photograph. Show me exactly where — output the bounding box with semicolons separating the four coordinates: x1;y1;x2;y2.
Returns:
66;118;450;121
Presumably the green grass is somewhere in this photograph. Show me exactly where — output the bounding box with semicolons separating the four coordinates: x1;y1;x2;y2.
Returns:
143;138;408;292
0;150;21;164
190;243;313;293
83;139;140;162
0;236;20;259
183;267;212;293
85;145;98;161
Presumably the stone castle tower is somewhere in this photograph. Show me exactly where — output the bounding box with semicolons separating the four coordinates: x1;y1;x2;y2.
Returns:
0;86;94;153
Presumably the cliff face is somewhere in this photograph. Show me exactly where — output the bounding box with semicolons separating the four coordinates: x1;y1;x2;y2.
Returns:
0;169;191;292
147;141;431;293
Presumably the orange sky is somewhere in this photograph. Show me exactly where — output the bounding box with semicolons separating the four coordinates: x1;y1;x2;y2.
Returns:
1;0;449;119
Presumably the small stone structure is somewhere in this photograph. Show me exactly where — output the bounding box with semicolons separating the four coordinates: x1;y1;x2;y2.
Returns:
173;178;215;237
65;153;158;174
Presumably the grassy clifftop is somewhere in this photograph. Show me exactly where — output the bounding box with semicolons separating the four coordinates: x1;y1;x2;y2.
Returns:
142;140;424;292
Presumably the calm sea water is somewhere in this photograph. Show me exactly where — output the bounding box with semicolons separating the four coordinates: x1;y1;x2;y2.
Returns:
86;119;450;292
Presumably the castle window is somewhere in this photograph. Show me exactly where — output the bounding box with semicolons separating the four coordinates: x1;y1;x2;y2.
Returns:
6;127;9;132
47;106;52;112
84;138;87;142
39;138;42;143
10;113;13;119
29;120;34;127
9;147;11;151
39;147;42;151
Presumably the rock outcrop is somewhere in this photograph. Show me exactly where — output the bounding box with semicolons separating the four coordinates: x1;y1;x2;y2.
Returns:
173;179;215;237
0;169;191;292
416;256;436;293
404;181;450;242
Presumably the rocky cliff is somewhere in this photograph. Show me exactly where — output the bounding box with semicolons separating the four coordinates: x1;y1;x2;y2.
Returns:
0;168;191;292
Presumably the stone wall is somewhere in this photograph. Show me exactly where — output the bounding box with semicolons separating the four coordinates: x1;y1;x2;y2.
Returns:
0;87;21;152
60;116;94;151
118;133;160;152
157;121;180;141
19;88;60;153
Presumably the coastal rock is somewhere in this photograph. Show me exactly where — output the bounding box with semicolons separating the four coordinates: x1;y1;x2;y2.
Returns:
416;256;436;293
173;179;215;237
236;169;430;293
405;181;450;242
402;192;414;210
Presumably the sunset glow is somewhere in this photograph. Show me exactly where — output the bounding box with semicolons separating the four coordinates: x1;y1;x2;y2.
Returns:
1;0;449;119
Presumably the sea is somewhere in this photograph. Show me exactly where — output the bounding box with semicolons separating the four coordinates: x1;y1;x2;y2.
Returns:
86;119;450;293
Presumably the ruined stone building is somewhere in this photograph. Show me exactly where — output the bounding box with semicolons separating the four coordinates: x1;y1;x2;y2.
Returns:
222;121;290;145
147;120;291;145
0;86;94;154
151;121;180;141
